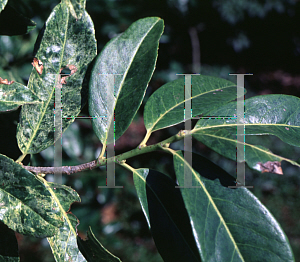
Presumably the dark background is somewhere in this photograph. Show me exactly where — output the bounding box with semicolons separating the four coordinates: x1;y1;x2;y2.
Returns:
0;0;300;261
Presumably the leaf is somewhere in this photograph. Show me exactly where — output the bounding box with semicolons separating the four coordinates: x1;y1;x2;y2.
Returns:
16;2;97;155
89;17;164;145
43;180;86;262
132;168;201;262
195;94;300;146
77;227;122;262
0;221;19;262
48;213;86;262
0;0;7;13
0;81;41;112
63;0;86;20
0;154;64;237
170;150;295;261
132;169;151;227
193;127;300;174
0;68;23;84
62;122;83;159
0;4;36;35
143;75;243;142
192;94;300;173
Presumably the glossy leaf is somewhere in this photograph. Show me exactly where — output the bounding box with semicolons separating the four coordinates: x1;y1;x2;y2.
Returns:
0;4;36;35
133;168;201;262
89;17;164;145
0;82;41;112
143;75;242;139
0;154;64;237
17;2;97;155
193;128;300;174
77;227;122;262
44;181;86;262
62;122;83;159
192;94;300;173
0;221;19;261
132;169;151;227
0;0;7;13
170;150;294;261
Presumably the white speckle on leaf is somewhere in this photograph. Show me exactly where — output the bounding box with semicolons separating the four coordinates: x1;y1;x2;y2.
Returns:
52;45;61;53
285;127;289;130
249;115;259;123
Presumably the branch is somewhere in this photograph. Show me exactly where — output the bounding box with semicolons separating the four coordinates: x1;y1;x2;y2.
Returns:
22;159;100;175
21;129;191;175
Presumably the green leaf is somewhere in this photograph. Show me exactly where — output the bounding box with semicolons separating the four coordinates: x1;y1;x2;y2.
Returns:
142;75;242;143
77;227;122;262
0;0;7;13
0;82;41;112
0;4;36;35
193;128;300;174
195;94;300;146
192;94;300;173
62;122;84;159
0;154;64;237
132;169;151;227
0;68;23;84
44;181;86;262
17;2;97;155
89;17;164;145
171;150;295;261
63;0;86;20
133;168;201;261
0;221;19;261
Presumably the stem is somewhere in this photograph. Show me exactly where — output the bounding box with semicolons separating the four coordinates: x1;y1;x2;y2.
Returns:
139;129;152;147
22;129;191;175
119;162;136;173
16;154;27;163
159;146;177;155
97;142;106;160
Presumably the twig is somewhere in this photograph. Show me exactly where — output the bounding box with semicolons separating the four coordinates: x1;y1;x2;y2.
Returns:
21;130;190;175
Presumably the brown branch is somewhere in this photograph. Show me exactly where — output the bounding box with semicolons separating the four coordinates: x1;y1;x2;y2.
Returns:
21;130;189;175
22;160;101;175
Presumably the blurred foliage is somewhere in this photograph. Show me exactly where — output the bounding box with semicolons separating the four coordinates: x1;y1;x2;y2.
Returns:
0;0;300;261
212;0;296;24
